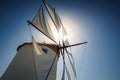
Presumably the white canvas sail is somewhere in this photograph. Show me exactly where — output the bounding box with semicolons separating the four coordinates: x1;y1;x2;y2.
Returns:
32;37;58;80
43;1;70;46
43;1;61;31
31;6;55;43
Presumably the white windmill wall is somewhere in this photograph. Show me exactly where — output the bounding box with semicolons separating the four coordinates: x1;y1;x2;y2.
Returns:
0;43;59;80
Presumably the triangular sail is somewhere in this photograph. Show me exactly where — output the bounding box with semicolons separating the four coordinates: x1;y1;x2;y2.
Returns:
43;1;60;31
32;37;58;80
43;0;70;45
31;6;56;43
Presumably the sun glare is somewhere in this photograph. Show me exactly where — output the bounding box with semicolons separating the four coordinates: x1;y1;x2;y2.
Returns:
33;12;80;45
60;16;78;44
49;14;79;44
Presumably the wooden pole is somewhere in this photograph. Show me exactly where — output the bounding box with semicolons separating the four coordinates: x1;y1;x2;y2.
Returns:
59;42;88;49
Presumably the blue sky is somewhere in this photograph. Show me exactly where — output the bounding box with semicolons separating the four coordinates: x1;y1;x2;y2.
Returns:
0;0;120;80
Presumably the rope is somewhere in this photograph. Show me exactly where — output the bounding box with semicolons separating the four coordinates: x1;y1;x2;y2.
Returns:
67;53;77;80
61;48;65;80
28;24;33;42
61;46;77;80
78;44;87;80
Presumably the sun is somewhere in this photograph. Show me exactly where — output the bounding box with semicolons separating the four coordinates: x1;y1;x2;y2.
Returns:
48;14;79;45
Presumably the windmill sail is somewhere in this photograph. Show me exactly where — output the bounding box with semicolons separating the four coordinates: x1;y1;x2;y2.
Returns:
43;0;69;45
43;1;60;31
30;6;56;43
32;37;58;80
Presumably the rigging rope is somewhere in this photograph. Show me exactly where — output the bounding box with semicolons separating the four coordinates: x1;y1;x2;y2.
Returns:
28;24;33;41
60;50;77;80
61;48;65;80
78;44;87;80
67;52;77;80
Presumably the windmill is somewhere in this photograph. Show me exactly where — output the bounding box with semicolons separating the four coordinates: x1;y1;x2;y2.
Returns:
0;0;87;80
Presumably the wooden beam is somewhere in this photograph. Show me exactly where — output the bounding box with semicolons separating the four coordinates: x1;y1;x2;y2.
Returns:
59;42;88;49
27;20;57;44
